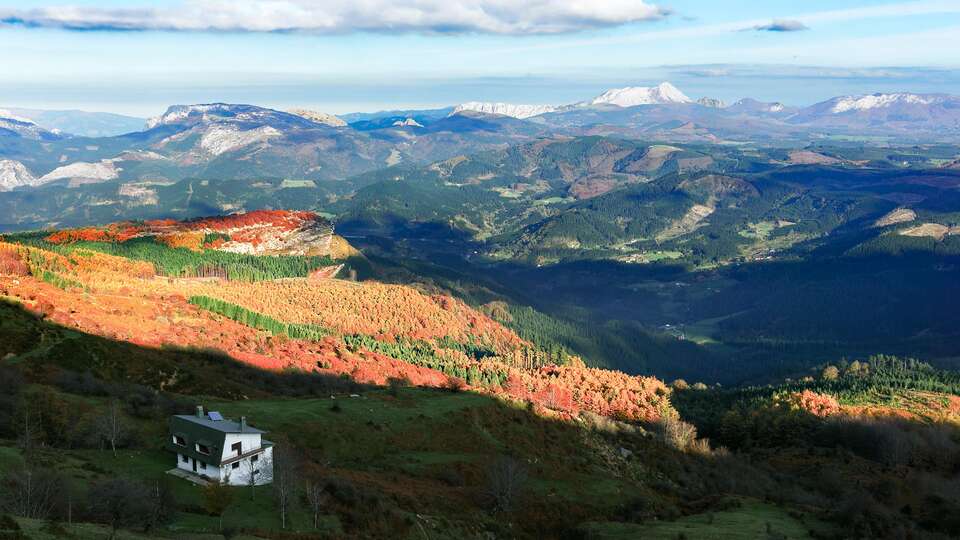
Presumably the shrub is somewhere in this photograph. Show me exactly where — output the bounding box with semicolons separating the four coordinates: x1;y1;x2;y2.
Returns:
0;247;28;276
444;378;467;393
656;410;698;451
821;365;840;381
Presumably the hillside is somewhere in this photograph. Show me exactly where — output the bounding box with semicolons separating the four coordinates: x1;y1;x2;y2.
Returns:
314;139;960;386
0;211;670;421
2;210;960;538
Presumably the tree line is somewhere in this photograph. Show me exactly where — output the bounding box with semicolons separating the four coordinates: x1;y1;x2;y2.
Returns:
189;295;332;341
10;233;335;281
189;294;510;387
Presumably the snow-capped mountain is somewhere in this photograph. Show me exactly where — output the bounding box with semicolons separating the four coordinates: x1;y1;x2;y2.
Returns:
144;103;337;162
791;92;960;132
827;93;946;113
40;160;119;183
727;99;790;115
147;104;241;129
0;159;42;191
392;118;424;128
589;82;691;107
0;108;34;124
146;103;317;130
455;82;695;120
452;102;557;119
287;109;347;127
0;109;62;140
198;125;281;156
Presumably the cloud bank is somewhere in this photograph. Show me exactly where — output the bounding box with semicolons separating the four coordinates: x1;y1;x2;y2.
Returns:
748;19;809;32
0;0;669;35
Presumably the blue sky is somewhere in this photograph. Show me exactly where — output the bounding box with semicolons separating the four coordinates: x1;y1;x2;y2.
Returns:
1;0;959;117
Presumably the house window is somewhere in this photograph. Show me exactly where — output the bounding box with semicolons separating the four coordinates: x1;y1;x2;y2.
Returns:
196;444;211;455
251;454;258;463
199;462;206;471
173;435;186;446
232;462;240;469
231;441;242;455
181;454;189;463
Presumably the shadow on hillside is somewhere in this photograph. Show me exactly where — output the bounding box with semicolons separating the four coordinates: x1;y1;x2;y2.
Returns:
0;297;740;538
5;298;960;539
0;298;372;400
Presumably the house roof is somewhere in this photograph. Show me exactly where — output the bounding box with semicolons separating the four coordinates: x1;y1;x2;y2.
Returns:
172;414;266;434
168;413;267;466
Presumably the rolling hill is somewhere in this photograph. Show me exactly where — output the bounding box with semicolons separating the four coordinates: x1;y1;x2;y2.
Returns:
1;209;959;539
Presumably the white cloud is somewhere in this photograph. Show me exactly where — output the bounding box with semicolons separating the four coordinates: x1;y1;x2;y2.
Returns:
486;0;960;53
746;19;809;32
0;0;669;35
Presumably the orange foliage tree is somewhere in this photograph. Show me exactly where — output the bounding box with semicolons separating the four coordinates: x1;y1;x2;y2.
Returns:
0;243;29;276
787;390;841;417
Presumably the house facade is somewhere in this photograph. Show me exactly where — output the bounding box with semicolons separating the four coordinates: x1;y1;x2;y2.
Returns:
168;406;273;486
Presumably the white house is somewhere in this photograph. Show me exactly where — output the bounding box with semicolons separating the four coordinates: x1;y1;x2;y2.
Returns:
168;406;274;486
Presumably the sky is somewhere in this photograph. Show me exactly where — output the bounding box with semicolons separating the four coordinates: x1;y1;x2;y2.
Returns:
1;0;959;117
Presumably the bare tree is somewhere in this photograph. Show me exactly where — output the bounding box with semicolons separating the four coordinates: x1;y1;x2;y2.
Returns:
94;399;128;457
272;446;299;529
87;477;154;538
15;404;41;454
483;455;528;513
147;478;177;531
0;466;64;520
304;476;329;529
243;451;272;501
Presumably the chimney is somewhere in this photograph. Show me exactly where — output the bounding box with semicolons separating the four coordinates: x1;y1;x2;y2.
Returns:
196;405;204;418
240;416;247;432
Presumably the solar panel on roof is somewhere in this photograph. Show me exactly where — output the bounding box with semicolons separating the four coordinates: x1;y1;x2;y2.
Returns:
208;411;224;421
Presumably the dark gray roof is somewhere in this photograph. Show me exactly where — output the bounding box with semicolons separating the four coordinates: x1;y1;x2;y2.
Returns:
172;414;266;434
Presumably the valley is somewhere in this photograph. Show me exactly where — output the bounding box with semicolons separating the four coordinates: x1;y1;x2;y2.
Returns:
1;211;960;539
2;81;960;539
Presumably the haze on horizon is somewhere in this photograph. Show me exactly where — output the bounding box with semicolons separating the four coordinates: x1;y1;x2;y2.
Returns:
1;0;960;117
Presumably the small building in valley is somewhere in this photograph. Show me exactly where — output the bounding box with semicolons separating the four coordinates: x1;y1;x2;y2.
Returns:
168;406;273;486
